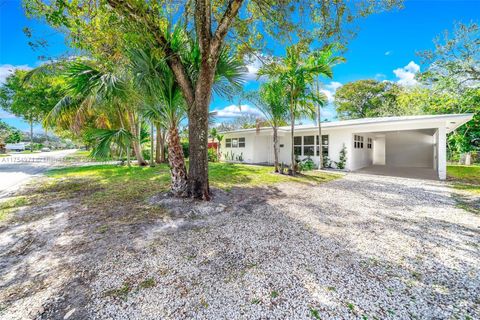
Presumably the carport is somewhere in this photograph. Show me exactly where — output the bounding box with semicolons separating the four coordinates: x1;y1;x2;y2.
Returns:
371;129;437;178
349;114;474;180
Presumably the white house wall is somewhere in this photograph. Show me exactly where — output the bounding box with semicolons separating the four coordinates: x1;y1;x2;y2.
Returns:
385;131;434;168
221;133;254;162
349;133;374;170
220;115;463;180
233;128;356;168
373;136;386;165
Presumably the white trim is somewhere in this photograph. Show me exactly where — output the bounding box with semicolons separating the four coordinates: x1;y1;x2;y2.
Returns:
219;113;474;135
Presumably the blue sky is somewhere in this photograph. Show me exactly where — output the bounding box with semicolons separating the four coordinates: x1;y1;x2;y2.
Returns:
1;0;479;131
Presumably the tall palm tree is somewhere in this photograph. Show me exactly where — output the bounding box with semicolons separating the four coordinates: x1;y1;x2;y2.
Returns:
129;30;245;196
44;61;148;165
132;50;190;196
259;44;343;175
247;80;289;172
312;80;329;169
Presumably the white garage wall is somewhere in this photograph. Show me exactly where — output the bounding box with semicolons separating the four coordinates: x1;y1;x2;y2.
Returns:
349;133;374;170
373;136;386;165
385;131;434;168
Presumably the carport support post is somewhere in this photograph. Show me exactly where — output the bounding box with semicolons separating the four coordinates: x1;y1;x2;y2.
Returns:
437;126;447;180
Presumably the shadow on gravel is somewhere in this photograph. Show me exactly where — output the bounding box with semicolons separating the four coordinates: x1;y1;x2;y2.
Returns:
0;175;478;320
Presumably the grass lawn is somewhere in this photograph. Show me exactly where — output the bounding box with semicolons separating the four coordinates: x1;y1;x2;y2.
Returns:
447;164;480;194
63;149;93;162
447;164;480;214
15;150;41;154
0;162;339;223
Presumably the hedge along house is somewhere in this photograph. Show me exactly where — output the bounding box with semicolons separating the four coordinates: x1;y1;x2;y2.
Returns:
219;113;474;180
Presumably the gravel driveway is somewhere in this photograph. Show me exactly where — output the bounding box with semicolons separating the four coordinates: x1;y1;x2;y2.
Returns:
1;172;479;319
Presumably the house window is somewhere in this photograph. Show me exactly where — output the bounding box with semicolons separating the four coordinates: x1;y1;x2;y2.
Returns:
226;137;245;148
316;135;329;156
354;135;364;149
239;137;245;148
294;136;302;156
303;135;315;156
367;137;372;149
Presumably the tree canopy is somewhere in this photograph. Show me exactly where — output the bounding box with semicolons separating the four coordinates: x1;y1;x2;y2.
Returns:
334;79;414;119
19;0;403;198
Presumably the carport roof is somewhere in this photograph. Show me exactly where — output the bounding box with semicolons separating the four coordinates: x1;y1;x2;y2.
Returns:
220;113;474;134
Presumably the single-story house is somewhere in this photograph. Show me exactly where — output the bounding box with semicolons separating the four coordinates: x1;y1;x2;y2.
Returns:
219;113;474;180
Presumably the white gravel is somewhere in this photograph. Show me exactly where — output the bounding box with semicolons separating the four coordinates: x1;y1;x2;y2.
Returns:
86;173;479;319
1;172;479;319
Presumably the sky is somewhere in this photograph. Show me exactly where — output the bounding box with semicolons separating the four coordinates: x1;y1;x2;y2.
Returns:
1;0;479;132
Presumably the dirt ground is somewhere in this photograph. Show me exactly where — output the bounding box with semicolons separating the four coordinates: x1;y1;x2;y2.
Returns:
0;173;479;319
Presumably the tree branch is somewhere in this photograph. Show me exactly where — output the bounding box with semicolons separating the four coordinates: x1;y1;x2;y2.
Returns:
210;0;244;57
195;0;212;54
106;0;195;106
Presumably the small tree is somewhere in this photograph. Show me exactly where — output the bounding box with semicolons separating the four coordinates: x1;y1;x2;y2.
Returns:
337;144;347;169
247;80;289;172
0;70;63;152
259;44;343;175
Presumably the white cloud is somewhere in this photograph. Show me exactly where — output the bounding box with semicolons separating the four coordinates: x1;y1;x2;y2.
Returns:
0;110;17;119
385;51;392;56
320;81;343;103
245;62;260;81
393;61;420;86
0;64;32;84
243;54;273;81
212;104;263;118
375;73;386;80
319;108;335;119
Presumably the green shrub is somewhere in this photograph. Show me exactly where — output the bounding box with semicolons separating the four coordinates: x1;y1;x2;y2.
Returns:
181;141;189;158
298;157;316;172
142;149;151;161
208;148;218;162
337;144;347;169
322;155;331;168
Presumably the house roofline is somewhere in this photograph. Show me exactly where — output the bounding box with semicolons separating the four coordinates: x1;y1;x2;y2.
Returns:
219;113;474;135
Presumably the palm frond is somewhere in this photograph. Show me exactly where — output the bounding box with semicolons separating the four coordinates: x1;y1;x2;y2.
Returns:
89;128;133;159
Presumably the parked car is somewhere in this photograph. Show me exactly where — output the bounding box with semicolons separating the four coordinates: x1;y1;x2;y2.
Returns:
41;147;51;152
5;143;26;152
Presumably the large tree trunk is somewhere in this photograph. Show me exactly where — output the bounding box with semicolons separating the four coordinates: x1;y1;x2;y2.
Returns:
107;0;244;201
155;123;166;163
188;64;216;200
273;126;279;172
127;111;147;166
167;125;189;196
465;152;472;165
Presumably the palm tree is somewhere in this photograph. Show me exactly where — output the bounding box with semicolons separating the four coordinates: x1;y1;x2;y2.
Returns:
312;80;329;169
259;44;343;175
129;29;245;196
131;48;189;196
246;80;289;172
44;61;148;165
88;128;134;166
